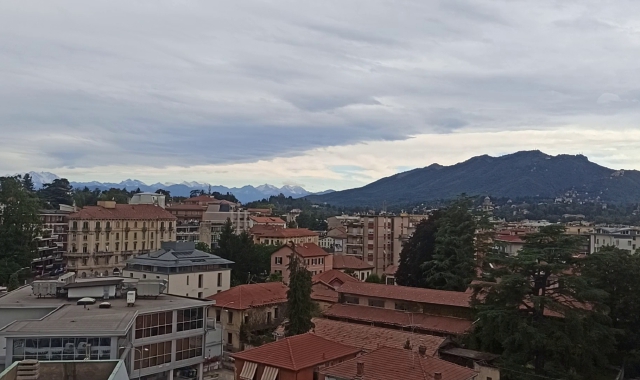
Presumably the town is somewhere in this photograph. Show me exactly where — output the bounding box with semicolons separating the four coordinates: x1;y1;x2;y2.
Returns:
1;174;638;380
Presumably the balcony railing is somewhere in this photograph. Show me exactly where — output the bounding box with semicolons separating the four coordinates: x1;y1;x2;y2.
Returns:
66;252;89;257
94;251;114;256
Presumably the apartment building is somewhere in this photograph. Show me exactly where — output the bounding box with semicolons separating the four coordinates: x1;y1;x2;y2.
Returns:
65;201;176;278
271;243;331;282
123;241;233;298
33;206;75;276
250;226;319;246
199;203;250;249
0;277;212;380
590;226;640;254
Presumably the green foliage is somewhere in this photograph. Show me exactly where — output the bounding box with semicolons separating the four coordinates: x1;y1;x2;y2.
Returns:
214;220;278;286
267;272;283;283
155;189;171;198
98;188;131;204
37;178;73;209
8;274;20;291
21;174;35;193
396;210;442;287
364;273;383;283
423;198;478;291
0;176;41;285
471;225;616;379
285;252;314;336
581;247;640;376
195;242;211;253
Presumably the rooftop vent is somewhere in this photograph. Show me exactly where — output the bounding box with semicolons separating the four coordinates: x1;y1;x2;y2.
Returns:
99;302;111;309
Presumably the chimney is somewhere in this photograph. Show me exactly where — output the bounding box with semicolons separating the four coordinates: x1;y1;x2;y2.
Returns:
434;372;442;380
418;343;427;357
356;361;364;378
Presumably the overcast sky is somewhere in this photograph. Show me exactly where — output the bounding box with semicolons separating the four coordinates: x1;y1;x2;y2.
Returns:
2;1;640;191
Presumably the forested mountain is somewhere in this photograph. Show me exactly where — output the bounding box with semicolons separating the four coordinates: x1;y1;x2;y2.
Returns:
308;151;640;207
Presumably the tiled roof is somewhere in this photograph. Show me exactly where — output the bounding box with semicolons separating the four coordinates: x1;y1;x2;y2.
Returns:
206;282;288;310
337;282;471;308
312;270;359;287
272;243;329;258
332;255;374;270
166;204;208;211
183;195;218;203
68;204;177;220
311;318;445;355
230;333;360;371
251;226;319;238
326;227;348;239
323;304;473;335
249;216;286;224
320;346;477;380
311;282;339;303
383;265;398;276
495;234;525;243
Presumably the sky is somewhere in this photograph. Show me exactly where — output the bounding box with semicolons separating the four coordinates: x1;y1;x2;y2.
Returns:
2;1;640;192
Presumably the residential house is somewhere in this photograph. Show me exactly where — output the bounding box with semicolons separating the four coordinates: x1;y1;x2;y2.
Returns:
311;270;360;311
382;265;398;285
250;226;319;246
65;201;176;278
320;346;478;380
590;226;640;254
231;333;360;380
320;228;348;253
494;233;525;256
206;282;288;353
271;243;332;282
248;216;287;229
122;241;233;298
438;343;500;380
332;255;373;281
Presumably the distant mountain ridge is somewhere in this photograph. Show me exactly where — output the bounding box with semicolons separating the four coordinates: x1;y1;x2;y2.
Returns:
16;172;332;203
307;150;640;207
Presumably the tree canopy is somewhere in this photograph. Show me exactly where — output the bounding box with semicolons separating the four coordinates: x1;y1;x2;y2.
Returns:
285;250;314;336
395;210;442;288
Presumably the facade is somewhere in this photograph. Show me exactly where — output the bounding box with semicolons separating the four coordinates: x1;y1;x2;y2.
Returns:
122;241;233;298
250;226;319;246
65;201;177;278
231;333;360;380
165;205;207;243
331;255;374;281
271;243;332;282
0;278;212;380
590;226;640;254
320;228;348;253
33;208;74;276
206;282;288;352
199;203;250;249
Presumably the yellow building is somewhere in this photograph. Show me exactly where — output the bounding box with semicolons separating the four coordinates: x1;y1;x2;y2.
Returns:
65;200;177;278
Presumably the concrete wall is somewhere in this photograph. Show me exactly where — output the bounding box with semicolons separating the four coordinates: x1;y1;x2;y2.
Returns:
0;360;126;380
474;362;500;380
123;269;231;298
0;307;58;359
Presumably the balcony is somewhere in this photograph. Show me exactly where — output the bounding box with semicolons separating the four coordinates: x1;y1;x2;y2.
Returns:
94;251;114;256
66;252;89;258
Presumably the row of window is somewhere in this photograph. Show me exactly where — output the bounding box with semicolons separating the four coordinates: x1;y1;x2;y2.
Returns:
71;240;158;253
134;308;205;340
71;221;173;229
74;231;158;241
12;337;111;362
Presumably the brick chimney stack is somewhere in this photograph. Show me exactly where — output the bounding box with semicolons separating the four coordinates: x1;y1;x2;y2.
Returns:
434;372;442;380
356;361;364;379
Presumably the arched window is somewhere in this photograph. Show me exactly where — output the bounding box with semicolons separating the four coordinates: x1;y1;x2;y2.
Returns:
81;272;87;278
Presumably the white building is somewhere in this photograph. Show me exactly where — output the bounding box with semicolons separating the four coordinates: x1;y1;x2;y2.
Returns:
130;192;167;208
590;226;640;254
123;241;233;298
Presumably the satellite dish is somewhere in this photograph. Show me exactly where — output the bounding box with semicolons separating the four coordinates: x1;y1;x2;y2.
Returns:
77;297;96;305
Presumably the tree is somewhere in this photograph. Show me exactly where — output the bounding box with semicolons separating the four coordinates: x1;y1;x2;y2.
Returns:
582;247;640;376
190;189;203;198
7;274;20;291
195;242;211;253
285;250;314;336
423;198;477;291
365;273;383;283
395;210;442;287
471;225;615;379
155;189;171;198
21;173;35;192
0;176;41;285
38;178;73;208
287;220;297;228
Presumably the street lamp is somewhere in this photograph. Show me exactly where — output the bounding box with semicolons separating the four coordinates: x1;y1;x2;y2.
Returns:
119;345;149;380
219;301;235;364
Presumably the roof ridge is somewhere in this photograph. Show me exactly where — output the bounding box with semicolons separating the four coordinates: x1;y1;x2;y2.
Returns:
287;337;296;370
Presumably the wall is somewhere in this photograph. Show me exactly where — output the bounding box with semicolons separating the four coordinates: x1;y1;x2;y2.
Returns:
343;294;471;319
67;285;116;299
474;362;500;380
210;304;284;352
125;270;231;298
271;247;331;283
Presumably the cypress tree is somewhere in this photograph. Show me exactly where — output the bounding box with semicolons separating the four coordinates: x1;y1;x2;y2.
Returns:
285;249;314;336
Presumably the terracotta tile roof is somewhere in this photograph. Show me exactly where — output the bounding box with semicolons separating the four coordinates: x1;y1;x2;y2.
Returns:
165;204;208;211
320;346;478;380
247;208;272;215
311;318;445;356
337;282;471;308
323;304;473;336
332;255;374;270
272;243;329;258
312;270;359;288
312;282;339;303
383;265;398;276
230;333;360;371
326;227;348;239
250;226;319;238
183;195;218;203
206;282;288;310
68;204;177;220
249;216;286;224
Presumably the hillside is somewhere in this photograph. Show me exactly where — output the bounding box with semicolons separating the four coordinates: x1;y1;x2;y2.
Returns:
307;151;640;207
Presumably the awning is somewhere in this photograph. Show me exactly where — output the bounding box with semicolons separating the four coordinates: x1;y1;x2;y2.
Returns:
239;361;258;380
261;366;279;380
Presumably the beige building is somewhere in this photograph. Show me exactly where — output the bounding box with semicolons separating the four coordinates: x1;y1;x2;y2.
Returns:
199;202;250;249
123;241;233;298
65;200;176;278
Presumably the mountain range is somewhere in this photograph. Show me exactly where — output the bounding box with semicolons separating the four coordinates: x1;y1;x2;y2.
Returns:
19;172;334;204
307;150;640;207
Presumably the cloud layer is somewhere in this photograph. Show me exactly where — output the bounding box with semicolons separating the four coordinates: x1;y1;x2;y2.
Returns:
2;0;640;190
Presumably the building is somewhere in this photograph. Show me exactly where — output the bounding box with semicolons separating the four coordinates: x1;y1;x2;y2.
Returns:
311;270;360;311
166;196;232;244
311;318;445;356
320;228;348;253
312;270;359;289
122;241;233;298
0;359;129;380
250;226;319;246
65;201;177;278
231;333;360;380
206;282;288;353
130;193;166;208
248;216;286;229
382;265;398;285
438;344;500;380
33;207;75;276
331;255;373;281
0;277;212;380
200;203;250;249
590;226;640;254
320;346;478;380
271;243;332;281
493;233;525;256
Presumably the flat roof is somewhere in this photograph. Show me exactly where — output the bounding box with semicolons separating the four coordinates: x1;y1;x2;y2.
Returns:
0;285;214;337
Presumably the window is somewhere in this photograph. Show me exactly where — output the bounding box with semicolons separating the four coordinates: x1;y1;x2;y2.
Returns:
135;312;173;339
134;341;172;369
83;234;88;241
343;295;360;305
13;337;111;362
187;276;189;285
217;273;222;287
275;257;283;265
227;311;234;324
134;232;137;240
361;273;365;281
198;274;203;288
115;256;119;264
216;309;221;322
143;274;147;279
175;336;203;362
227;333;233;345
116;242;120;251
130;273;134;278
267;312;272;324
177;308;204;332
198;292;203;299
82;246;88;253
244;314;249;324
368;298;385;308
135;222;138;228
274;307;279;319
